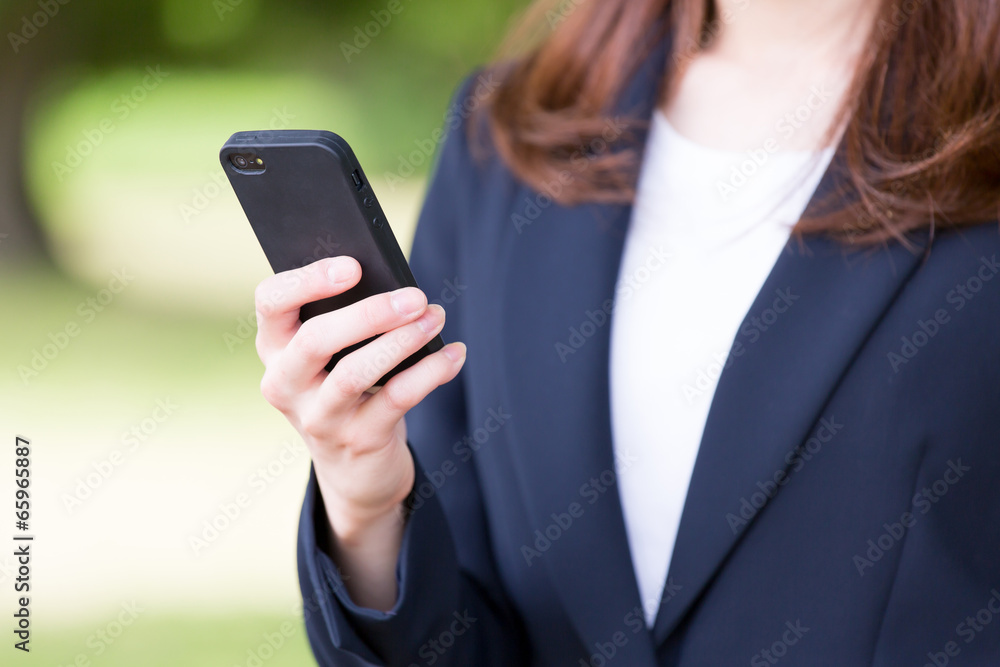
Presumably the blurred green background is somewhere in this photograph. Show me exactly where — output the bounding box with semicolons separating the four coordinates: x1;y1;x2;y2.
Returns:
0;0;523;663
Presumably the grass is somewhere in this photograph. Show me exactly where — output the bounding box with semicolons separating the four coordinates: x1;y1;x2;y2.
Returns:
36;613;316;666
0;262;263;398
4;62;443;666
0;266;319;659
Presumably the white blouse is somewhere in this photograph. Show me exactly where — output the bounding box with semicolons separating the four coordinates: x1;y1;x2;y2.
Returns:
609;109;836;626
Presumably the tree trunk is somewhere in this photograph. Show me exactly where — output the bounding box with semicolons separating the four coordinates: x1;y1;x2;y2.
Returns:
0;7;56;267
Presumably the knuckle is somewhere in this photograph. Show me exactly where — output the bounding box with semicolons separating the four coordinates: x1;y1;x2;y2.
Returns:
396;322;421;348
337;420;363;450
255;331;268;360
259;372;287;410
277;269;304;294
297;263;324;289
293;321;325;358
379;379;410;414
254;282;282;315
329;365;366;397
253;281;271;309
301;421;323;441
299;407;331;441
359;296;390;330
365;339;406;382
303;259;326;275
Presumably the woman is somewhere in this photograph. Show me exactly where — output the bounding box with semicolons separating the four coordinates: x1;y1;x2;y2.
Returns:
257;0;1000;664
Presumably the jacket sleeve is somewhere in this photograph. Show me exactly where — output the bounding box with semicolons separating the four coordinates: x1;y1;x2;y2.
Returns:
296;72;528;667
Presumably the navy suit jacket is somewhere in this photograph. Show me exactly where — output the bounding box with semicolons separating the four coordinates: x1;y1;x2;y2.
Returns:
297;41;1000;667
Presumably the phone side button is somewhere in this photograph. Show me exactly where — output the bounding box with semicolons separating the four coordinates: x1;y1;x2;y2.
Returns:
372;216;383;229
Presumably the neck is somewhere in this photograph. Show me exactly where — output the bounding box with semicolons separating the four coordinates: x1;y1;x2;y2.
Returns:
709;0;879;66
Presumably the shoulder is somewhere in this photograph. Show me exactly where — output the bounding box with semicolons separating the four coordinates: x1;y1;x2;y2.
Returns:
412;67;528;248
918;221;1000;290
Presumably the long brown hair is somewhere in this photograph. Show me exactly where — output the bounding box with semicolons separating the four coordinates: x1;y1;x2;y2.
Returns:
475;0;1000;245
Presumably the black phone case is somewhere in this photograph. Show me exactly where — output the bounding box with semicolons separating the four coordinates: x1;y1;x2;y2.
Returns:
220;130;444;386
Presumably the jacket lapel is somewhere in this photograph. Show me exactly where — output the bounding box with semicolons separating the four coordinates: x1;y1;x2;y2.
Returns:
499;198;657;665
492;33;671;667
649;154;929;643
492;25;927;658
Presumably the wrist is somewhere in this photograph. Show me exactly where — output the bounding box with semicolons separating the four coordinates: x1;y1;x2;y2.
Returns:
327;499;407;546
315;471;412;545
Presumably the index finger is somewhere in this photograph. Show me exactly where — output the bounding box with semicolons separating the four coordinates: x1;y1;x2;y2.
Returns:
255;256;361;356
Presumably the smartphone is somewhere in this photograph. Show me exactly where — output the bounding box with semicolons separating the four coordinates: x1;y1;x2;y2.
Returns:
220;130;443;386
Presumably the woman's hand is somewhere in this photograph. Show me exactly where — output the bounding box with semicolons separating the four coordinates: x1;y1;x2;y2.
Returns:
254;255;466;609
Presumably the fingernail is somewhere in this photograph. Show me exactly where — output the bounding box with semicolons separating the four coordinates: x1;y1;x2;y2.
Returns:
327;259;353;285
443;342;467;363
416;304;445;333
391;287;426;316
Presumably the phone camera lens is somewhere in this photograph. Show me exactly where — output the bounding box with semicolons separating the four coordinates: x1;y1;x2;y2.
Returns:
232;155;249;169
